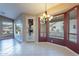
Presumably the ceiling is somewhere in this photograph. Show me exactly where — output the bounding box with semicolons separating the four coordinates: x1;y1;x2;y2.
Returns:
0;3;59;19
0;3;78;19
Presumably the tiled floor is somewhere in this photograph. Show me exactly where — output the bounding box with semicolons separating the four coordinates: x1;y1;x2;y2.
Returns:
0;39;78;56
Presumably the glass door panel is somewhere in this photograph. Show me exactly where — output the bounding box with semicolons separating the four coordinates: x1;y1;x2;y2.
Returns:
40;23;46;38
68;8;77;43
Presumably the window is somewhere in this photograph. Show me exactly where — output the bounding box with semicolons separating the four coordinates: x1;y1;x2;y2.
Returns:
14;19;23;42
49;15;64;39
68;8;77;43
40;22;46;37
0;18;2;38
0;16;13;39
2;21;13;35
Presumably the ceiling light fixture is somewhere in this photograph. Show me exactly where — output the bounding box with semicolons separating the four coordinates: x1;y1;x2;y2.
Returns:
40;3;53;24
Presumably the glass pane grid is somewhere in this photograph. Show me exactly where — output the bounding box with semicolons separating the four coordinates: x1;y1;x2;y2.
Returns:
69;34;77;43
49;14;64;39
68;8;77;43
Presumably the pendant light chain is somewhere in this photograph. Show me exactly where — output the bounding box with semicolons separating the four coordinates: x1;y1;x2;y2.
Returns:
45;3;47;15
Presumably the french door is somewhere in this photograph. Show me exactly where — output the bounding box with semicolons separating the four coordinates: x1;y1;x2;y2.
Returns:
38;17;48;42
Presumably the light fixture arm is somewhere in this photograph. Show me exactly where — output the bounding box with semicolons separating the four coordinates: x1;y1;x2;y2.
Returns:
40;3;53;24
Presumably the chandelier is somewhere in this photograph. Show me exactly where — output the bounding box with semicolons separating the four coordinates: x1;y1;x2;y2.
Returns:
40;3;53;24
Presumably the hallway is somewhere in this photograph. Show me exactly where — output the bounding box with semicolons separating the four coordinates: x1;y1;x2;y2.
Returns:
0;39;78;56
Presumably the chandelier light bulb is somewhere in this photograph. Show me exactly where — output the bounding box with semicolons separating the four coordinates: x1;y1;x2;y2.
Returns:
40;3;54;24
49;16;53;21
43;13;46;16
50;16;53;19
47;15;50;17
40;16;43;19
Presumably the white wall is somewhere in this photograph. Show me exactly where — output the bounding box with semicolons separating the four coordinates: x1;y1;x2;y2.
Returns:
24;15;38;42
15;14;38;43
21;15;38;42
